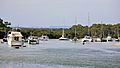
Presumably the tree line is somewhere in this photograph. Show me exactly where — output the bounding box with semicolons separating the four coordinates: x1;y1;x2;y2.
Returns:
0;18;120;39
20;24;120;39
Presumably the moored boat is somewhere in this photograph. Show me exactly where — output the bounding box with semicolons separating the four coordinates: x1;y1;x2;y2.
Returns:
106;35;112;42
28;36;39;44
7;31;24;48
81;35;93;42
40;35;49;41
59;29;69;40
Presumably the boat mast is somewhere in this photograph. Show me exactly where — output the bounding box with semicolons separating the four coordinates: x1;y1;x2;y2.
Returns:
100;21;102;38
88;12;90;36
62;19;65;38
62;28;64;38
75;18;77;37
117;25;119;39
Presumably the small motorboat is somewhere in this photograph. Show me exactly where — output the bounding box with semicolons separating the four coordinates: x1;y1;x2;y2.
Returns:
82;36;93;42
28;36;39;44
40;35;49;41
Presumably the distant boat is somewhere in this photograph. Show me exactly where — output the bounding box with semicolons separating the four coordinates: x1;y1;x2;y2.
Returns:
72;26;78;41
59;29;69;40
82;35;93;42
7;31;24;48
72;19;78;42
28;36;39;44
3;35;7;42
94;38;101;42
101;35;112;42
40;35;49;41
59;37;69;40
3;38;7;42
81;13;93;42
72;28;78;41
115;26;120;42
115;38;120;42
72;37;78;41
106;35;112;42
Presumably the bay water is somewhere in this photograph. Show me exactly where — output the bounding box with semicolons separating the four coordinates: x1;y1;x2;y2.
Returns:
0;39;120;68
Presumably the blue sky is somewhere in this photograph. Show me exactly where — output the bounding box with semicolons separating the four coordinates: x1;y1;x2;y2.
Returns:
0;0;120;27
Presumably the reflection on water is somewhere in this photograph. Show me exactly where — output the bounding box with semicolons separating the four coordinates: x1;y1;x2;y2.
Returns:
0;39;120;68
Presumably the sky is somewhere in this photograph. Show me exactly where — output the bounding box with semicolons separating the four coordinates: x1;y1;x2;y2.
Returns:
0;0;120;27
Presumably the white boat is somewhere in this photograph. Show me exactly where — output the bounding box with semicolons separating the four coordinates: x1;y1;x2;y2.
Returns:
7;31;24;47
72;28;78;41
95;38;101;42
72;37;78;41
59;29;69;40
39;35;49;41
106;35;112;42
59;37;69;40
28;36;39;44
82;36;93;42
81;13;93;42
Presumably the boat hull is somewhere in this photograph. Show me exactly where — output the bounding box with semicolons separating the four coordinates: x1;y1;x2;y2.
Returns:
28;40;39;44
8;41;23;47
59;37;69;40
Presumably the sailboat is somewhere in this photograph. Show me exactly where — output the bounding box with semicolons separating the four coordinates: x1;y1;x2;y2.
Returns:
72;18;78;41
82;35;93;42
115;26;120;42
72;26;78;41
82;13;93;42
59;28;69;40
106;34;112;42
101;29;112;42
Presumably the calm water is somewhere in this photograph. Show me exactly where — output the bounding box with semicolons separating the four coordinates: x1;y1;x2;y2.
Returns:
0;39;120;68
